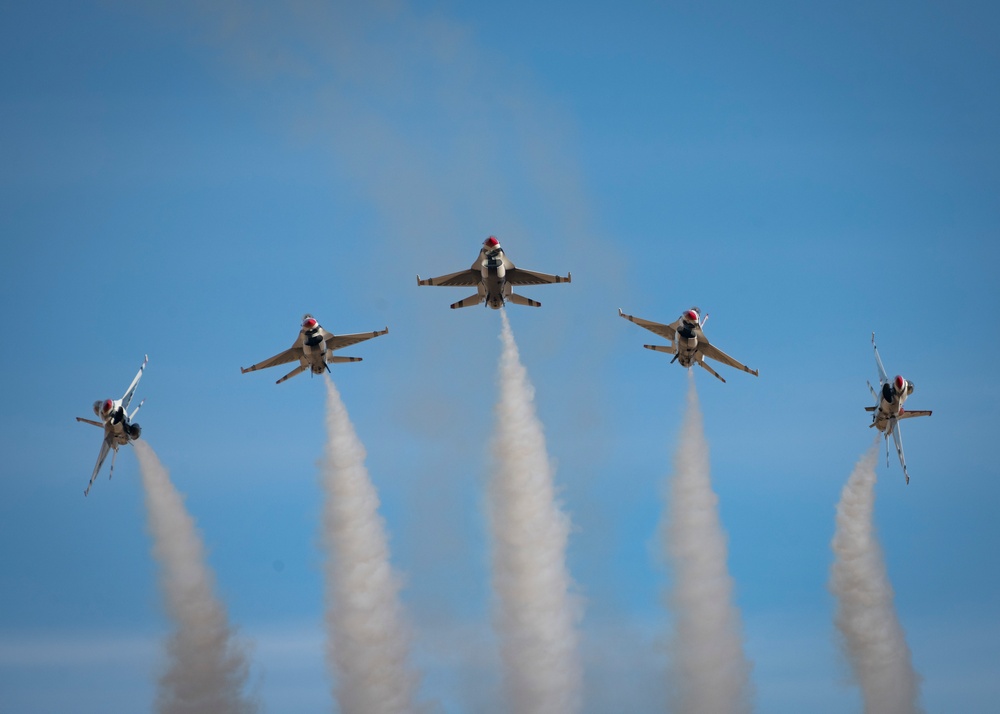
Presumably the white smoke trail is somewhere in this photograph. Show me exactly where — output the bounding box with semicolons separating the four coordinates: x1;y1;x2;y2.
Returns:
663;373;753;714
830;440;923;714
488;310;582;714
133;440;256;714
321;375;419;714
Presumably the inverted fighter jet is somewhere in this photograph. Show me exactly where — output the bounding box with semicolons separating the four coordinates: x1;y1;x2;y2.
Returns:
417;236;571;309
618;307;758;383
241;314;388;384
76;355;148;497
866;332;932;484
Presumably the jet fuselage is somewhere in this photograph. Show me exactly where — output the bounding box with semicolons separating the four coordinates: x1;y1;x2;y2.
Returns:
479;245;513;310
673;319;704;368
872;377;915;433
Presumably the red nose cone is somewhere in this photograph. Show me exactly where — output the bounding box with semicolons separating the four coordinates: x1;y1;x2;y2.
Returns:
103;399;113;413
895;375;905;390
304;318;317;328
686;310;699;322
485;236;499;247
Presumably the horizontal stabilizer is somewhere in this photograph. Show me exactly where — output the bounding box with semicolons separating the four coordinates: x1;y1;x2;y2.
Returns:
76;417;104;428
329;356;362;364
450;294;483;309
643;344;676;354
899;409;932;420
864;406;877;412
507;293;541;307
276;364;308;384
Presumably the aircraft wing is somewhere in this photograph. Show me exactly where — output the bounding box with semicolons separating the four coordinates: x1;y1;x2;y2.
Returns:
84;437;113;496
326;327;389;352
416;269;480;287
618;309;678;341
505;267;572;286
872;333;889;386
241;346;300;374
899;409;932;420
891;422;911;484
120;354;149;413
699;338;759;377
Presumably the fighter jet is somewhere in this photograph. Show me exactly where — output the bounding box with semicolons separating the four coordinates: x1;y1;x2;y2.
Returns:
76;355;148;497
618;307;759;383
241;314;388;384
416;236;571;309
866;332;932;484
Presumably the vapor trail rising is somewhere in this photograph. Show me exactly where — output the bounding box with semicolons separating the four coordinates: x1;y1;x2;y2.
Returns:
663;374;752;714
489;310;581;714
133;441;255;714
830;441;922;714
321;376;418;714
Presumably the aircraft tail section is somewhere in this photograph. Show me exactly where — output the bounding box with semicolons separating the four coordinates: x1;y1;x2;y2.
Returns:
506;293;541;307
450;294;483;309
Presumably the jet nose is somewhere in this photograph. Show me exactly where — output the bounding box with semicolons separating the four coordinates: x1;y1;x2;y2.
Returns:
484;236;500;248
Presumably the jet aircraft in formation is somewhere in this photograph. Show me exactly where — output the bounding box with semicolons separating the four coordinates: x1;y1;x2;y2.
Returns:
866;333;932;484
417;236;571;309
618;306;759;383
241;314;388;384
75;238;934;492
76;355;148;496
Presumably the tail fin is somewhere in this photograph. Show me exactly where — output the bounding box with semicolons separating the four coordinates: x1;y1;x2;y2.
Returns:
450;294;483;309
506;293;541;307
276;364;308;384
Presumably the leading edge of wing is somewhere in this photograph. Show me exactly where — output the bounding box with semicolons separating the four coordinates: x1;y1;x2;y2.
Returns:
618;308;678;341
241;346;299;374
326;327;389;352
872;332;889;386
120;354;148;412
698;339;759;376
505;268;572;286
85;438;113;496
416;269;480;287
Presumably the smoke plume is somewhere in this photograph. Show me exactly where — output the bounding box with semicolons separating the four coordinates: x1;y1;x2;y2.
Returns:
488;310;582;714
133;440;256;714
321;376;419;714
662;373;753;714
830;440;923;713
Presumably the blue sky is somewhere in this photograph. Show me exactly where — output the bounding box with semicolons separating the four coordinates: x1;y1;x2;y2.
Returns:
1;1;998;711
